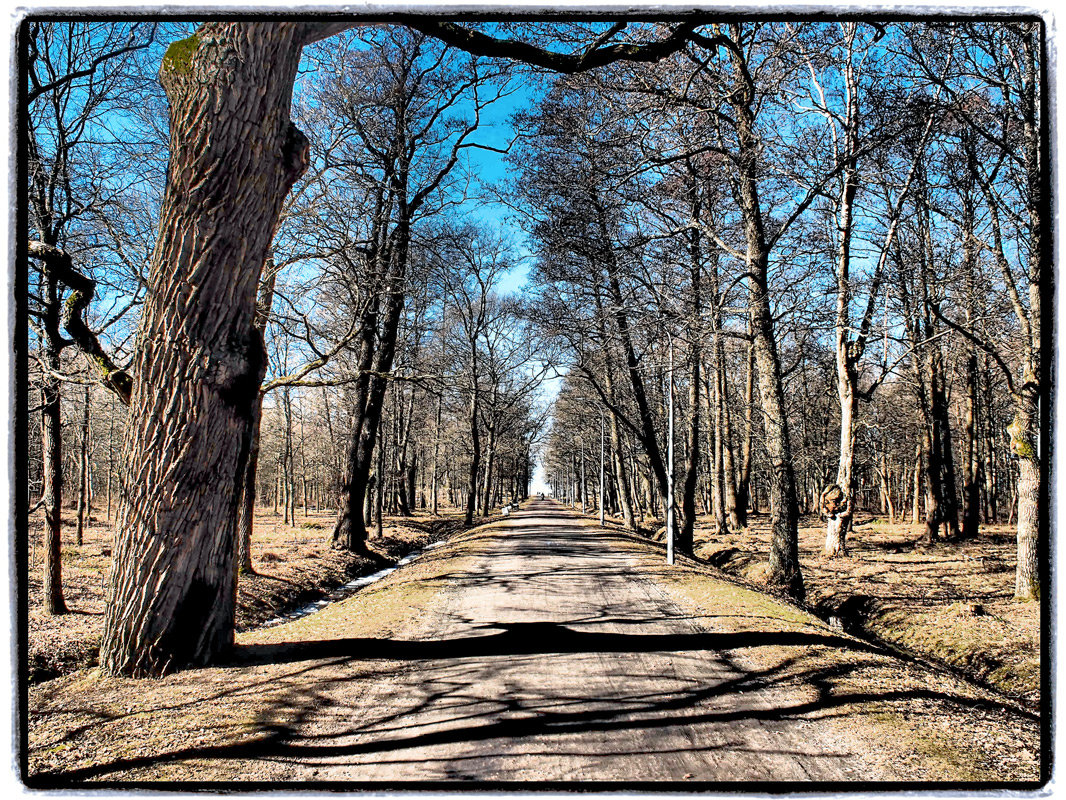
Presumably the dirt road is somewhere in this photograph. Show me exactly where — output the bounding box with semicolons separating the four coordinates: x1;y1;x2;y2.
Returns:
27;499;1042;785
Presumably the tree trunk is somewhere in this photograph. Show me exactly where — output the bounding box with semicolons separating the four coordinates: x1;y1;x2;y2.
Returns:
679;345;699;553
679;184;702;553
718;342;740;532
235;265;277;575
735;335;755;528
105;400;115;523
579;442;587;514
1010;391;1040;600
374;411;386;537
482;422;497;516
825;40;861;558
235;394;264;575
610;422;635;529
710;359;728;534
727;45;804;597
960;349;981;540
825;386;857;557
333;229;409;551
431;390;442;516
40;375;67;615
911;444;922;525
593;200;674;539
282;386;295;526
75;386;91;546
591;291;636;531
877;455;896;525
100;23;314;677
465;391;480;525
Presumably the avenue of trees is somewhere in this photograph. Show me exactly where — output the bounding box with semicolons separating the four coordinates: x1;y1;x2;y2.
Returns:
22;19;1047;677
521;21;1044;603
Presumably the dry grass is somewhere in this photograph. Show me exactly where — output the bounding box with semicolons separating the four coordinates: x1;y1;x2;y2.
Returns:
26;506;472;683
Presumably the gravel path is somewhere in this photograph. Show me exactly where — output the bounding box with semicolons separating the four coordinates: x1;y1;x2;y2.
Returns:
249;499;878;781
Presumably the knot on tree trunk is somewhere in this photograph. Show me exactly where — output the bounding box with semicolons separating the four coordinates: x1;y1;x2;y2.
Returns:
1007;413;1038;463
820;483;851;520
282;122;310;182
209;323;268;413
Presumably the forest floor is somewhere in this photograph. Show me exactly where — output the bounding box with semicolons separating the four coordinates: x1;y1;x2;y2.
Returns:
25;506;476;684
597;508;1039;708
25;499;1042;785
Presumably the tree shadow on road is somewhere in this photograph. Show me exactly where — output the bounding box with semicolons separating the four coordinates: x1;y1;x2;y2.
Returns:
30;617;1037;785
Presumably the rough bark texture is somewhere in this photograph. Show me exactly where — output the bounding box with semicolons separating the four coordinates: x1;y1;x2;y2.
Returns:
100;23;313;677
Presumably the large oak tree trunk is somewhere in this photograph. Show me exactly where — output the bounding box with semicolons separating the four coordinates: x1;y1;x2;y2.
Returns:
99;23;313;677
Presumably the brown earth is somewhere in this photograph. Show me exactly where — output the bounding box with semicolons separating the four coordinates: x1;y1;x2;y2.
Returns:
26;506;474;683
25;500;1042;786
